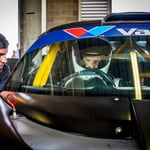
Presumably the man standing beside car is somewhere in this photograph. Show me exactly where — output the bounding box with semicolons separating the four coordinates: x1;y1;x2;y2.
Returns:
0;33;10;89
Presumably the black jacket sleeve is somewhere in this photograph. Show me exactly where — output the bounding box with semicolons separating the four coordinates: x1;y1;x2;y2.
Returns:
0;64;10;90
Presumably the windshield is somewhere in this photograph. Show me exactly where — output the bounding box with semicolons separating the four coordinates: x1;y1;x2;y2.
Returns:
5;36;150;99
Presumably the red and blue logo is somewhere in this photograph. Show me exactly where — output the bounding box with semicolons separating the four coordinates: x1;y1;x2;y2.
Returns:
63;26;115;38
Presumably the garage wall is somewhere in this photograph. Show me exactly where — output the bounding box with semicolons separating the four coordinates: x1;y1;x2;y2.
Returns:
19;0;41;55
46;0;78;29
79;0;111;21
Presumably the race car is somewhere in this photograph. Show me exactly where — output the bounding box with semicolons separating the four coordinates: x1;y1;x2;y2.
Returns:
0;12;150;149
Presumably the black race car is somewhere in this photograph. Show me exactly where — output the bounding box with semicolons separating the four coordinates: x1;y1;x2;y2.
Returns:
1;12;150;150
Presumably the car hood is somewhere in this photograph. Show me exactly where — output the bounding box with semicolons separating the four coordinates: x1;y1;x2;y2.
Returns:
1;91;133;139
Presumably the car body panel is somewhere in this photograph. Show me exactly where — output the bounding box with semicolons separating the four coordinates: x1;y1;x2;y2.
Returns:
1;12;150;149
1;91;132;138
131;100;150;150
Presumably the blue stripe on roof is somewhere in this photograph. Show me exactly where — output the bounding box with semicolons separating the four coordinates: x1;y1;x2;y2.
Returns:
26;24;150;53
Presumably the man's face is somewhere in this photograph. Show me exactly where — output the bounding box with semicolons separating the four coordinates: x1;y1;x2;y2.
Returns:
82;55;102;68
0;48;8;71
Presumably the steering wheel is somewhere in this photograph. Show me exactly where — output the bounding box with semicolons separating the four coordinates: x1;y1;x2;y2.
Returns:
62;69;115;89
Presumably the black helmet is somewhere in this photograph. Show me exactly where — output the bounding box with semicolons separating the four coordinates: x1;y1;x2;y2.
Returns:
76;38;112;69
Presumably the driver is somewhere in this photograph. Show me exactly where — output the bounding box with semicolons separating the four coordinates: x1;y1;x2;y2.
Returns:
64;38;115;88
81;50;108;69
75;38;112;73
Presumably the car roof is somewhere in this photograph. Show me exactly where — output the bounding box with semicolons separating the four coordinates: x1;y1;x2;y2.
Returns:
27;12;150;53
103;12;150;25
39;20;102;38
39;11;150;39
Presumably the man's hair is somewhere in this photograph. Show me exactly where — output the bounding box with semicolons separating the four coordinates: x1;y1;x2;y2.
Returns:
0;33;9;48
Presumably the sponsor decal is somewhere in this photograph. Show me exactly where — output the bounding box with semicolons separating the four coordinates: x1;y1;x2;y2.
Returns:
117;28;150;35
28;24;150;52
63;26;115;37
64;25;150;37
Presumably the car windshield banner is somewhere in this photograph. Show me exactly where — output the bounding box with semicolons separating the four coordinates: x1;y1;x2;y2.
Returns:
27;24;150;53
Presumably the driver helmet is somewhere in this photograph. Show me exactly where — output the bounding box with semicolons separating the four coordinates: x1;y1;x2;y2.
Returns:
72;38;112;73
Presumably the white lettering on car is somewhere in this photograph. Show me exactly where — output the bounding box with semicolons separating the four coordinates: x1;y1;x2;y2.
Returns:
117;28;137;35
135;29;150;35
117;28;150;35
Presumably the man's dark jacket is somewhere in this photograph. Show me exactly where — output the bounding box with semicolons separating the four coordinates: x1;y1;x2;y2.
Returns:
0;64;10;89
